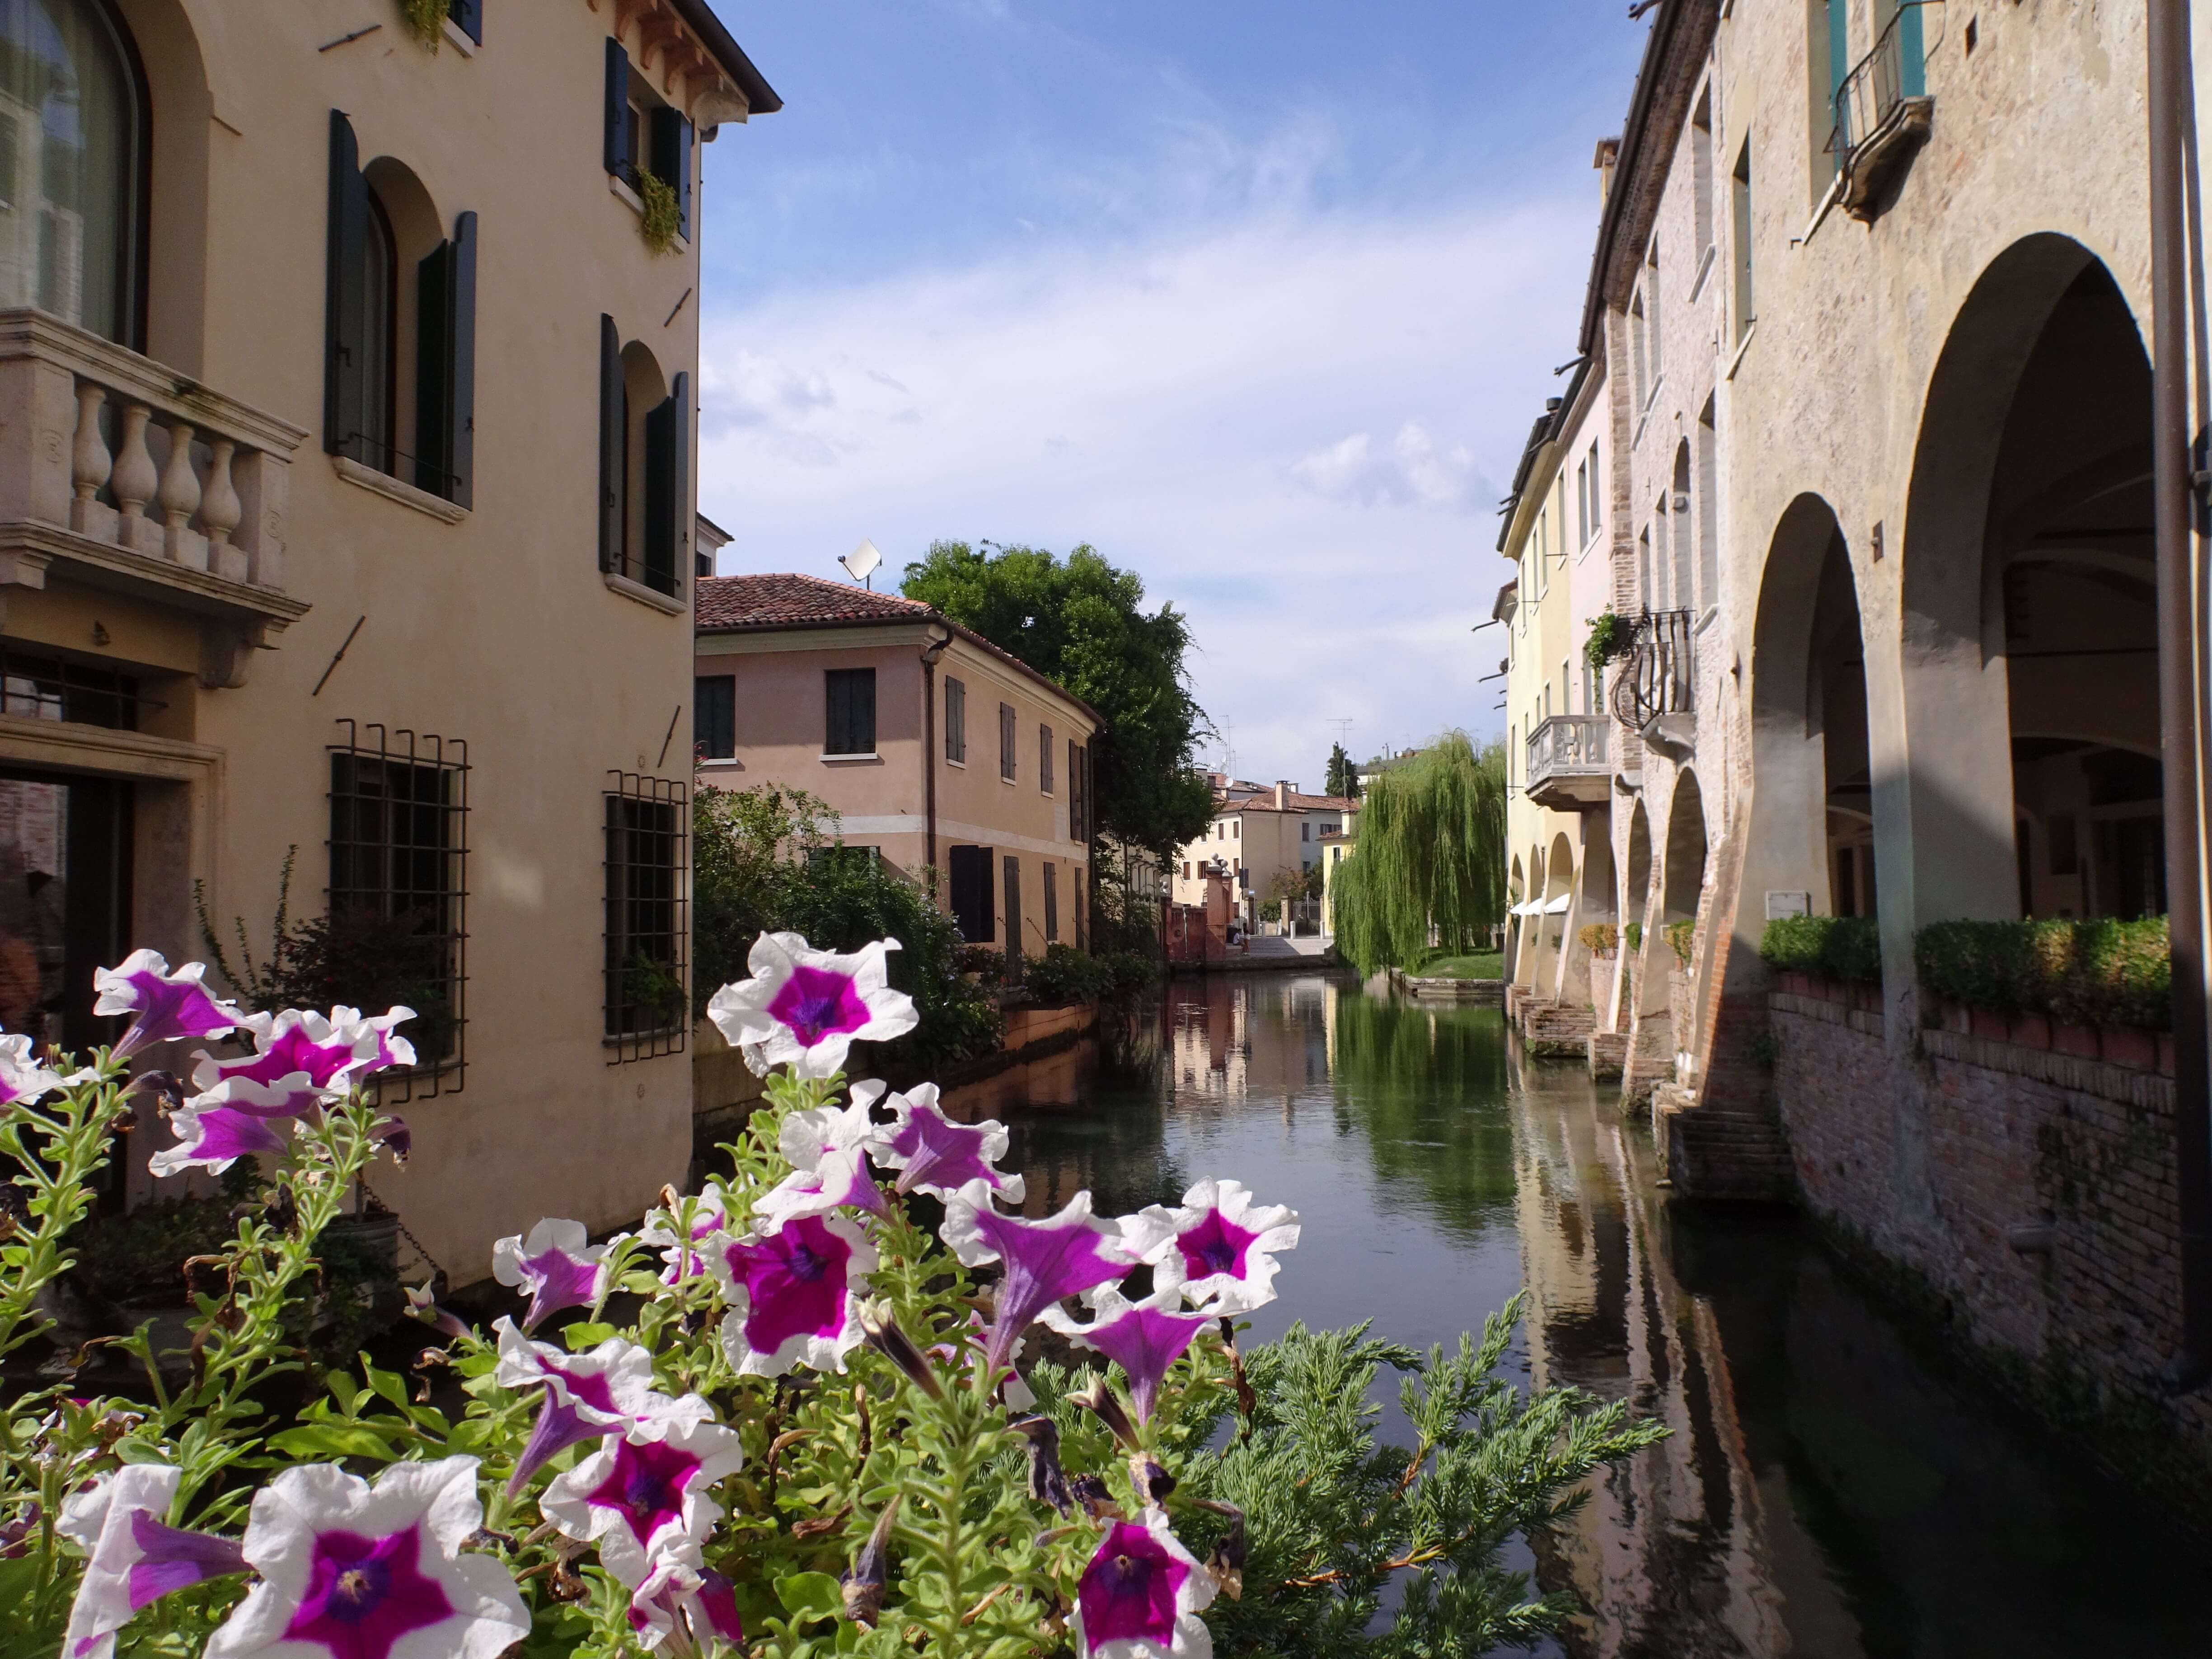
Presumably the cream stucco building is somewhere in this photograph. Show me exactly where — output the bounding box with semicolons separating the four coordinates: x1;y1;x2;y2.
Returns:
0;0;777;1283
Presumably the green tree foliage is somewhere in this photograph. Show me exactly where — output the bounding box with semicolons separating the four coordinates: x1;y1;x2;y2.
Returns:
692;783;1003;1068
1331;734;1508;975
901;540;1215;865
1325;741;1362;801
1759;914;1883;984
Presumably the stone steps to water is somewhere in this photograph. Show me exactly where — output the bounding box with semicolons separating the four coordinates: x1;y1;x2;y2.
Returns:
1657;1096;1797;1204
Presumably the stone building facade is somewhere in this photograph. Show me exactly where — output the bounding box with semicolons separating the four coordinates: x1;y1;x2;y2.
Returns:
0;0;778;1283
1499;2;2212;1472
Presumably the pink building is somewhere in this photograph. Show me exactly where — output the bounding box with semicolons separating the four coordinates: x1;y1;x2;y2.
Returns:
693;575;1099;965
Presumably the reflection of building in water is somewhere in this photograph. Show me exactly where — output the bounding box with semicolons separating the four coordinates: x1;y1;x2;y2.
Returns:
1511;1062;1845;1658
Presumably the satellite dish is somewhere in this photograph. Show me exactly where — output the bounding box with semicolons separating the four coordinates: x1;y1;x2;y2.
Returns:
840;539;883;588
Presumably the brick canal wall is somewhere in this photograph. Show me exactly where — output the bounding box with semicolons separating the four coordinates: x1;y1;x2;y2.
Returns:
1768;976;2212;1498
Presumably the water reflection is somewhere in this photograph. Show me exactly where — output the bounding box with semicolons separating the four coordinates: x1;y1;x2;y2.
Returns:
954;971;2212;1659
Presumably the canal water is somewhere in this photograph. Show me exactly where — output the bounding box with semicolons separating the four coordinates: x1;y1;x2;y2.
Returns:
948;970;2212;1659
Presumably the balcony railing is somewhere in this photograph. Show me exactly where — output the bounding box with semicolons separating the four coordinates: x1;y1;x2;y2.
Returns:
1526;714;1609;788
1827;3;1942;219
0;309;309;685
1610;609;1695;732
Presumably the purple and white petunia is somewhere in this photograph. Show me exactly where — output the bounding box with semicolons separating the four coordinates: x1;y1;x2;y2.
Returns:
640;1190;732;1285
868;1084;1026;1204
339;1005;419;1076
93;952;239;1059
1120;1178;1301;1317
1072;1510;1218;1659
708;1213;878;1377
147;1097;290;1179
939;1182;1139;1376
193;1009;381;1100
753;1083;890;1225
60;1465;247;1659
705;932;918;1079
626;1555;745;1653
201;1457;530;1659
1042;1286;1214;1425
491;1318;709;1493
541;1417;745;1587
0;1032;69;1106
491;1219;610;1331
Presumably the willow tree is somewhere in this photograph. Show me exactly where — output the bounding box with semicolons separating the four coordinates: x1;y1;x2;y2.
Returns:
1333;731;1507;975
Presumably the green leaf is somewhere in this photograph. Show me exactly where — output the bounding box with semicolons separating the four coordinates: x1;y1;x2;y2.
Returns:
564;1322;617;1350
266;1424;401;1461
775;1572;844;1627
363;1364;409;1412
327;1372;362;1415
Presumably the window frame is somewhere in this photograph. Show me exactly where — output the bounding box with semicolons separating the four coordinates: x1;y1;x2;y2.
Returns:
1040;723;1054;795
945;676;967;764
694;673;736;761
824;667;877;758
999;701;1017;783
603;771;688;1061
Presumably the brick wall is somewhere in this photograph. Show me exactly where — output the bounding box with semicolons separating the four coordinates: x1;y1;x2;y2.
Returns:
1770;982;2212;1474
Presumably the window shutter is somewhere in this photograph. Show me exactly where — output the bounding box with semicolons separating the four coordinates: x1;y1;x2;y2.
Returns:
1040;724;1053;794
446;211;476;507
604;38;633;180
643;390;677;593
597;314;622;572
412;211;475;505
650;107;693;240
324;111;369;459
451;0;483;45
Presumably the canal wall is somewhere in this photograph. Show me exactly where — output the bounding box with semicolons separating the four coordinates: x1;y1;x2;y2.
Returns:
1767;976;2212;1506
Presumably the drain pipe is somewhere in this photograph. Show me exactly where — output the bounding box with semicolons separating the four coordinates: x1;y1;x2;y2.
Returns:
2149;0;2212;1391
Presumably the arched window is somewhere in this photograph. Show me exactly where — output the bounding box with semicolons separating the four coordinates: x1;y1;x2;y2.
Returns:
0;0;142;344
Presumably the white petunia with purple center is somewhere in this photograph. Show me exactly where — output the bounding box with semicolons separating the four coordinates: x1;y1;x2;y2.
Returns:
491;1318;709;1493
1120;1178;1301;1317
708;1212;878;1377
147;1094;291;1179
868;1084;1026;1204
706;932;918;1079
1042;1285;1214;1425
1072;1510;1217;1659
202;1457;530;1659
60;1464;247;1659
939;1182;1138;1376
540;1417;746;1587
192;1009;382;1102
753;1083;890;1225
0;1031;70;1106
491;1218;610;1331
626;1555;746;1652
94;951;239;1059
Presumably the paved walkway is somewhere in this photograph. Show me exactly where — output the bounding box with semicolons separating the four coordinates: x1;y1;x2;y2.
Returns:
1242;933;1336;959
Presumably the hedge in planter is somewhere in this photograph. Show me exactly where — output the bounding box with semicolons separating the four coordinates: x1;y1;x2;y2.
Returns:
1759;914;1882;985
1915;915;2171;1030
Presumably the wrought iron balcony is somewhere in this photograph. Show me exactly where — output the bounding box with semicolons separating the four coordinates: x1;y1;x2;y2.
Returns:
1827;2;1942;221
1610;608;1695;750
1524;713;1612;811
0;309;309;688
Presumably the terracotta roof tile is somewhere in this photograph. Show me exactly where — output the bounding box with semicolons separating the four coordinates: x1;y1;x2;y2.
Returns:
694;573;1101;726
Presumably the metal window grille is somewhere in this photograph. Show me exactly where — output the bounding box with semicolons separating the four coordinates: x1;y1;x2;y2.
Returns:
328;722;469;1099
605;772;688;1061
0;648;159;730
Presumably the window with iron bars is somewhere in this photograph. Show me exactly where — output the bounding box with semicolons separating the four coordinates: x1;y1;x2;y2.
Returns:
605;773;688;1060
328;723;469;1099
0;648;160;731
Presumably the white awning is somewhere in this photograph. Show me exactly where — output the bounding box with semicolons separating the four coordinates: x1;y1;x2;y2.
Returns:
1509;900;1538;916
1545;893;1572;914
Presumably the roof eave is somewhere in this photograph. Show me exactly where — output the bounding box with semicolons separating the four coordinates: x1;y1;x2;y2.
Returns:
668;0;783;116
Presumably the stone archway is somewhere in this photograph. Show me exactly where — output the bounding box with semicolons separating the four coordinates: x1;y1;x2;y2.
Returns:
1892;237;2157;992
1535;831;1576;1001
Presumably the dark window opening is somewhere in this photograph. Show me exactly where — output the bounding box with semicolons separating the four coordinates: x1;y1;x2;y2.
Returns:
605;773;687;1059
1043;861;1058;943
0;648;151;730
328;723;469;1098
948;844;993;943
694;675;736;761
825;668;876;755
0;769;131;1069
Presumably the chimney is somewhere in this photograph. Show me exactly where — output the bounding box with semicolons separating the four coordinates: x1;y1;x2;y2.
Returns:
1274;780;1289;809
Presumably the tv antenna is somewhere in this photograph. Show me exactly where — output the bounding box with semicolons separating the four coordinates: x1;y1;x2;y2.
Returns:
840;538;883;589
1327;718;1353;751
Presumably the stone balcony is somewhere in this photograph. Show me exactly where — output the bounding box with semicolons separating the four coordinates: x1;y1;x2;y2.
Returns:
1524;713;1612;811
0;309;310;688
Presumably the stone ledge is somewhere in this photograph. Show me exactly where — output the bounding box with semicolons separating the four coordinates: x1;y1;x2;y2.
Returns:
1919;1026;2175;1112
1770;992;1884;1039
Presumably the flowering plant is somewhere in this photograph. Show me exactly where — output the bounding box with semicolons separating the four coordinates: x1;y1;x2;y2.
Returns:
3;935;1662;1658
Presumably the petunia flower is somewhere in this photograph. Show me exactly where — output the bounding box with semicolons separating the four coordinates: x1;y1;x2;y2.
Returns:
192;1009;381;1099
1119;1179;1301;1317
541;1418;745;1587
640;1190;731;1285
0;1032;68;1106
867;1084;1026;1203
93;952;239;1059
627;1555;745;1654
338;1005;419;1075
755;1084;892;1225
1072;1511;1218;1659
708;1213;878;1377
493;1319;710;1494
1043;1286;1213;1425
60;1464;247;1659
939;1182;1138;1376
404;1282;471;1345
491;1219;609;1331
202;1457;530;1659
706;932;918;1079
147;1098;289;1179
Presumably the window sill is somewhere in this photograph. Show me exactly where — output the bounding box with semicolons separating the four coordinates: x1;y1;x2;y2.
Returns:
1002;775;1017;786
607;173;692;250
821;753;882;764
698;756;744;769
1687;243;1717;305
443;16;477;55
332;456;468;525
946;757;967;769
605;570;686;614
1725;322;1757;382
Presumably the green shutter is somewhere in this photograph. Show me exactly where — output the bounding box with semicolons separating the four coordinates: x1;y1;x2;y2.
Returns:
604;38;633;180
324;111;369;459
598;315;623;572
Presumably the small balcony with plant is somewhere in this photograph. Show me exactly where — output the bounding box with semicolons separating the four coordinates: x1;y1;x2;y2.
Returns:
1828;1;1945;220
1608;608;1696;753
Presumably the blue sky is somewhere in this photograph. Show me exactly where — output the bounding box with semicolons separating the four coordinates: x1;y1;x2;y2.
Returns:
695;1;1651;787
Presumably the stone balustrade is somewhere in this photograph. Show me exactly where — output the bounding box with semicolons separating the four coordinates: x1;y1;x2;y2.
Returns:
0;308;303;590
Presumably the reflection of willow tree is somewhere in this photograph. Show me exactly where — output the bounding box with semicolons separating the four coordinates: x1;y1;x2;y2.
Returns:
1000;1059;1190;1219
1329;989;1518;1243
1332;732;1507;974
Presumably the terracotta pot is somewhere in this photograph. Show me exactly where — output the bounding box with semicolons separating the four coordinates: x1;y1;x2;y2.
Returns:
1970;1008;2010;1041
2008;1014;2052;1052
2053;1021;2100;1059
2100;1025;2156;1073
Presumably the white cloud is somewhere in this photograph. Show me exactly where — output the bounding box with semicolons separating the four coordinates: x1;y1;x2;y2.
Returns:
697;190;1586;783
